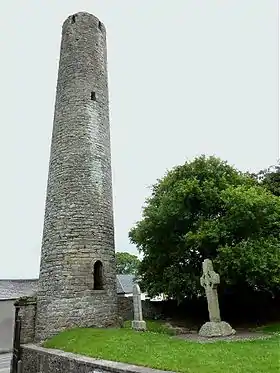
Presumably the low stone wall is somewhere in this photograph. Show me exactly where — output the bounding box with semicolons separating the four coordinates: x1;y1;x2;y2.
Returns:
21;344;174;373
143;301;163;319
117;296;133;320
117;297;162;321
15;295;37;344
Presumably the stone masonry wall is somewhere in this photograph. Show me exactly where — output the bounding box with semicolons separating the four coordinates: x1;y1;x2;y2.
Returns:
15;295;37;344
35;12;117;341
21;345;173;373
117;296;134;320
117;297;162;321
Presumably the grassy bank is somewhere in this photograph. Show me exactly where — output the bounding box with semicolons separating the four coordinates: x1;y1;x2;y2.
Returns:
43;321;280;373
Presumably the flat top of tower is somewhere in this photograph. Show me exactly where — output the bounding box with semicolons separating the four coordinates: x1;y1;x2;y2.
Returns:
63;11;105;30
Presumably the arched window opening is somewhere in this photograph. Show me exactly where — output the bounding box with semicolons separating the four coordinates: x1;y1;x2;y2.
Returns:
93;260;104;290
91;91;96;101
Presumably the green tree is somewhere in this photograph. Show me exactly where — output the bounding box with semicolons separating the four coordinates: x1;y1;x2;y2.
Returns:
129;155;280;301
253;161;280;197
116;252;140;275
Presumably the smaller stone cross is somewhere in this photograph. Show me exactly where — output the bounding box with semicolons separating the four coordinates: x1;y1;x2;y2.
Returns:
131;284;146;331
200;259;221;323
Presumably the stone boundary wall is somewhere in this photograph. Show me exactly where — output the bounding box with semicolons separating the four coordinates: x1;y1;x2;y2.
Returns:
117;297;163;321
15;295;37;344
117;296;133;320
21;344;174;373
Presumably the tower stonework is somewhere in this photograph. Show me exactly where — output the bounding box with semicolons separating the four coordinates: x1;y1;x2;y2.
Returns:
35;12;117;341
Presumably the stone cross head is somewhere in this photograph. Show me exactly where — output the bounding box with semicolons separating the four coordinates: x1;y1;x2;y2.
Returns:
200;259;220;290
133;284;141;296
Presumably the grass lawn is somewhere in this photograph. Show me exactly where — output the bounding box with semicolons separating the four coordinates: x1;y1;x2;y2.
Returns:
43;320;280;373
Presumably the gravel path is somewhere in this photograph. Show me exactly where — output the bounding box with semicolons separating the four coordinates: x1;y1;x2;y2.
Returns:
175;329;276;343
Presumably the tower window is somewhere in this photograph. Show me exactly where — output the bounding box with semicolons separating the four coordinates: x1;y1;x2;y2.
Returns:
71;15;76;24
91;91;96;101
98;21;102;31
93;261;104;290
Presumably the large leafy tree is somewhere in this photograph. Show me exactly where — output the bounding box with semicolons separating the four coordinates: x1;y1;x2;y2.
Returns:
253;161;280;197
129;155;280;301
116;252;140;275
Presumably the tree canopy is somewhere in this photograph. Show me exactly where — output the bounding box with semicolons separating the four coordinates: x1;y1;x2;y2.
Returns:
116;252;140;275
129;155;280;301
253;161;280;197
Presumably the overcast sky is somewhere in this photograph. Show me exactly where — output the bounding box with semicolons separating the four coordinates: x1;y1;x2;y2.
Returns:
0;1;278;279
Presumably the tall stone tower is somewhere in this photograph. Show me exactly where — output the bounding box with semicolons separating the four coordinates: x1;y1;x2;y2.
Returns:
35;12;117;341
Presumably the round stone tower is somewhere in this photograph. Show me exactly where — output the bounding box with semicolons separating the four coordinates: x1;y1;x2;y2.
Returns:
35;12;117;341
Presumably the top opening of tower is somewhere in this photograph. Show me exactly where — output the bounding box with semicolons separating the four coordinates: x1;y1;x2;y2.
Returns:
64;12;106;33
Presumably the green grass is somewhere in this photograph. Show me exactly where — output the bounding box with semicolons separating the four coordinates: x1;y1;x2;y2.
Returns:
123;319;177;335
43;321;280;373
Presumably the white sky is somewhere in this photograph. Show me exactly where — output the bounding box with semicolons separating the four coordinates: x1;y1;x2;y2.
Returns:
0;1;278;279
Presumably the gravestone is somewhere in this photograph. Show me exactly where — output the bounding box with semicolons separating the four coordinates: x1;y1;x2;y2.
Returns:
131;284;146;331
198;259;235;337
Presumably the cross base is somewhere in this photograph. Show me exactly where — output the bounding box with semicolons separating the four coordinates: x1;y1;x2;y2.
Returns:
198;321;235;338
132;320;147;331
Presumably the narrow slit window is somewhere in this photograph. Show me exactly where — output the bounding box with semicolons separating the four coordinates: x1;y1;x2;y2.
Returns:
93;261;103;290
91;91;96;101
71;15;76;24
98;21;102;31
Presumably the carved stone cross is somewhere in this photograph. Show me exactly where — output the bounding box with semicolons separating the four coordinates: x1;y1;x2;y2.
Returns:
200;259;221;323
133;284;143;321
199;259;235;337
131;284;146;331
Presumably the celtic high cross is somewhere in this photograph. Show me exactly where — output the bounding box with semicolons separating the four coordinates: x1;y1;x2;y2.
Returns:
200;259;221;323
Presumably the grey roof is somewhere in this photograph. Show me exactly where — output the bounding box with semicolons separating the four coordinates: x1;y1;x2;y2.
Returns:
0;274;136;300
116;274;136;294
116;276;124;294
0;279;38;300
